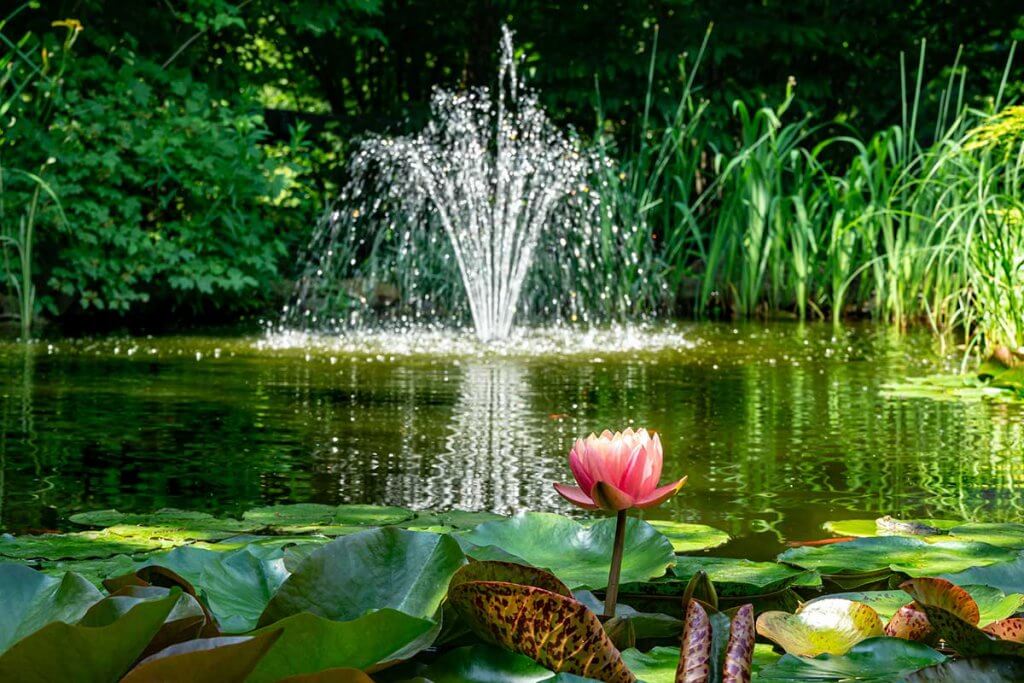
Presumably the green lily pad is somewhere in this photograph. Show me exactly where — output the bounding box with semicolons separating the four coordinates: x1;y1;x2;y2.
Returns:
0;589;179;682
247;609;438;683
823;518;959;539
905;656;1024;681
38;555;144;586
69;509;261;540
416;644;596;682
458;512;674;589
756;636;947;681
121;631;283;683
756;598;885;656
881;375;1018;402
639;520;730;553
671;556;821;596
620;644;781;683
143;545;290;633
778;536;1016;576
948;523;1024;549
0;530;178;560
940;553;1024;594
259;528;464;626
241;504;413;534
401;510;506;533
0;563;103;655
809;586;1024;626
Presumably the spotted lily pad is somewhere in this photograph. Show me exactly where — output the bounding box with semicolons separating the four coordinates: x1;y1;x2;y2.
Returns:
458;512;674;589
756;598;884;656
778;536;1015;577
643;520;730;553
241;503;414;534
756;637;946;681
807;585;1024;626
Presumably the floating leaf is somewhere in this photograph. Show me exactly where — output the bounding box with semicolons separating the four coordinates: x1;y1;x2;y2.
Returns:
449;560;572;596
948;522;1024;549
939;553;1024;594
901;578;1024;657
778;536;1015;577
643;520;730;553
809;585;1024;626
448;580;635;682
0;563;102;655
241;503;413;533
0;590;178;682
0;529;177;560
38;555;142;586
69;508;260;540
401;510;505;533
121;631;282;683
756;637;946;681
416;643;596;682
756;598;884;656
260;528;464;626
823;518;958;539
905;656;1024;681
246;609;437;683
672;556;820;596
459;512;674;589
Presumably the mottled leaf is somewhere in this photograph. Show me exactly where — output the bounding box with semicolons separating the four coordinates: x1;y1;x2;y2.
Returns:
676;599;711;683
723;604;755;683
450;560;572;596
982;618;1024;642
756;598;884;656
885;604;932;641
448;580;635;682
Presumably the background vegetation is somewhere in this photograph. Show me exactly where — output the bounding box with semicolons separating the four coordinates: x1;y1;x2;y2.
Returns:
1;1;1023;345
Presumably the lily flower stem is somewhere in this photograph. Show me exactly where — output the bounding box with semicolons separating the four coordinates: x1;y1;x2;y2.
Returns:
603;509;627;618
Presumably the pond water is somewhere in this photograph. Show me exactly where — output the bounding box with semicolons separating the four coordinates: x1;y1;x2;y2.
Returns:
1;322;1022;559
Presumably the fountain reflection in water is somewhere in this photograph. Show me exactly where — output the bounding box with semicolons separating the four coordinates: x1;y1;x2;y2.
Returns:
283;26;606;342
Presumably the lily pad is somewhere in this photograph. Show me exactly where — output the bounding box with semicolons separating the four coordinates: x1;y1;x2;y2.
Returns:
0;589;179;682
756;598;884;656
458;512;674;589
121;631;283;683
906;656;1024;681
69;508;261;540
0;563;103;655
641;520;730;553
881;375;1018;402
948;522;1024;549
416;644;596;682
247;609;438;683
756;637;946;681
241;503;413;534
143;545;290;633
259;528;464;626
671;556;820;596
448;580;634;682
401;510;506;533
449;560;572;597
778;536;1015;577
939;553;1024;593
807;585;1024;626
38;555;144;586
0;529;178;560
823;518;959;539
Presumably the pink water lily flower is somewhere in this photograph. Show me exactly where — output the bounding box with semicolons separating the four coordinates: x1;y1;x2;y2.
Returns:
553;428;687;511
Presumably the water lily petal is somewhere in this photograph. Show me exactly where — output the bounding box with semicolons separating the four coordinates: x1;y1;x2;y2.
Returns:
589;481;635;512
553;483;598;510
634;476;687;509
568;442;594;493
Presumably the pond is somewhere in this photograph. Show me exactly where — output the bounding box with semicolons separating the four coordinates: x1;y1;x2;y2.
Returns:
1;322;1021;559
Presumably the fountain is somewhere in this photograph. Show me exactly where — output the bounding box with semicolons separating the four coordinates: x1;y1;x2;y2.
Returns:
283;27;601;342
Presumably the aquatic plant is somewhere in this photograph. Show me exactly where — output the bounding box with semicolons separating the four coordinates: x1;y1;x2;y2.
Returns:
554;428;687;617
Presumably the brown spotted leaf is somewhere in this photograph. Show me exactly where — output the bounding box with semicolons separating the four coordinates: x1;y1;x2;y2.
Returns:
900;578;979;624
676;600;711;683
723;604;754;683
983;617;1024;643
448;581;635;683
901;579;1024;657
884;603;932;642
449;560;572;596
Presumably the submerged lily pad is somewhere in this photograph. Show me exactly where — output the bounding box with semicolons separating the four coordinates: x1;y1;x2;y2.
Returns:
778;536;1015;577
0;564;103;655
756;637;946;681
259;528;464;626
241;504;414;534
458;512;674;589
671;556;821;596
756;598;884;657
811;586;1024;626
642;520;730;553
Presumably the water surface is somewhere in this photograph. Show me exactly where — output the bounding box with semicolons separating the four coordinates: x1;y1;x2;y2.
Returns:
1;323;1021;559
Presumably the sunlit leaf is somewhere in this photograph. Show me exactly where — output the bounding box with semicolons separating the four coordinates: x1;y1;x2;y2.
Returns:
778;536;1015;576
644;520;730;553
756;598;884;656
672;556;819;596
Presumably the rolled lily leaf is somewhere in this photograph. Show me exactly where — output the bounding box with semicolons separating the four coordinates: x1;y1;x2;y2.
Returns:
884;604;932;641
681;570;718;613
756;598;884;656
448;580;636;682
0;563;102;655
723;604;755;683
0;590;178;682
676;599;711;683
982;618;1024;642
121;631;283;683
449;560;572;597
901;578;1024;657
